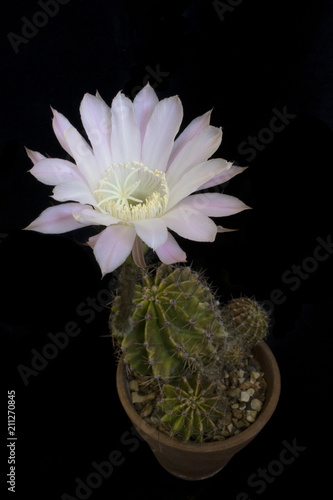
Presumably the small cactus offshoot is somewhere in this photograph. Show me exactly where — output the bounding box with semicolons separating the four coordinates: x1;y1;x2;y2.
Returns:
219;297;269;364
222;297;269;348
111;264;227;379
157;373;223;442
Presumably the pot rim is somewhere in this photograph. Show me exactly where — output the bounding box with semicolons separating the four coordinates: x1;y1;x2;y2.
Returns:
116;341;281;453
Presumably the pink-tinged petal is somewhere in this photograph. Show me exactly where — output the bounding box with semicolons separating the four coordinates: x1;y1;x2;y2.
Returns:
133;218;168;250
24;202;92;234
87;232;99;248
30;158;86;186
51;108;75;157
133;83;159;142
166;158;230;211
166;124;222;188
63;127;100;190
110;92;142;164
25;147;46;164
167;110;211;167
52;181;97;206
90;224;136;276
162;207;217;242
73;207;119;226
155;232;187;264
176;193;250;217
199;164;248;190
80;93;112;175
142;96;183;171
52;109;97;187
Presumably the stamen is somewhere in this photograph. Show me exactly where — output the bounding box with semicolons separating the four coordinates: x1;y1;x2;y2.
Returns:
94;161;169;222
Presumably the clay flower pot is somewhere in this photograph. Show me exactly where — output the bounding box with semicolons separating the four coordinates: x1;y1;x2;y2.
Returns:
116;341;281;481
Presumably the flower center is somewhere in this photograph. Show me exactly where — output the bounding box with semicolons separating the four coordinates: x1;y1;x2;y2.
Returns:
94;162;169;222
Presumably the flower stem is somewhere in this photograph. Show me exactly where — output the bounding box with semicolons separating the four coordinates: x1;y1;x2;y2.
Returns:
112;255;139;335
110;237;149;337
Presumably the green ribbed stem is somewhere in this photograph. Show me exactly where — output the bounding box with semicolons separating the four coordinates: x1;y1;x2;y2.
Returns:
158;373;223;442
111;264;227;379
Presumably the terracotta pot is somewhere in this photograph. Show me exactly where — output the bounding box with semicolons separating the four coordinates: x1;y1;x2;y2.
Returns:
116;341;281;481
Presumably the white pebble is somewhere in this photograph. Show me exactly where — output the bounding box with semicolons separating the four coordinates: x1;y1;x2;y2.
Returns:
251;398;263;411
240;391;250;402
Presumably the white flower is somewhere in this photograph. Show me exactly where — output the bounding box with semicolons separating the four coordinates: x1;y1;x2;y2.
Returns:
25;84;249;275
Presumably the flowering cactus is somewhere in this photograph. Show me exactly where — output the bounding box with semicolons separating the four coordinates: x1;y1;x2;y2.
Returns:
111;264;227;379
21;82;266;450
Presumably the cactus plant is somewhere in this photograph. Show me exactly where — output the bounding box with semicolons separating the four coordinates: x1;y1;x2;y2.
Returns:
111;264;227;379
157;373;224;442
111;263;270;444
223;297;268;344
22;82;278;476
220;297;269;363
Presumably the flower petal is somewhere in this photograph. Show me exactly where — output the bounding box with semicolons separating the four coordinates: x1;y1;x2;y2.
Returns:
30;158;86;186
155;232;187;264
167;110;211;167
110;92;142;164
142;95;183;171
52;180;97;206
73;206;119;226
162;206;217;242
166;124;222;188
166;158;231;210
133;83;159;142
133;218;168;250
80;93;112;175
63;127;100;190
52;108;99;189
90;224;136;276
87;232;99;248
176;193;250;217
199;164;248;190
25;147;46;164
24;202;92;233
52;108;75;158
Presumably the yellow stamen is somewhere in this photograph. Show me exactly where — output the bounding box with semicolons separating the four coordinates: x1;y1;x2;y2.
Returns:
94;162;169;222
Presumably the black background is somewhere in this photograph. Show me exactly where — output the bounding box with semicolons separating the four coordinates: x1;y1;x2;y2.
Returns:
1;1;333;499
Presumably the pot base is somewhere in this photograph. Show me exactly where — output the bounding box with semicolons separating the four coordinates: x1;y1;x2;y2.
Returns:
154;459;226;481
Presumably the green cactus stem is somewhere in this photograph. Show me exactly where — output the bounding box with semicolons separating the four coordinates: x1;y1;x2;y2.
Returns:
223;342;247;364
221;297;269;351
111;264;227;379
157;373;223;442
